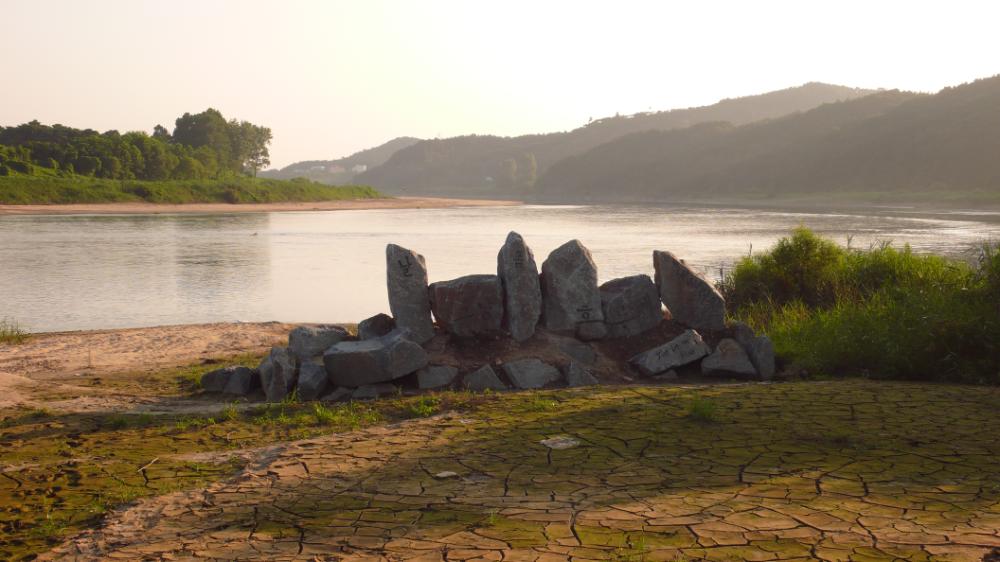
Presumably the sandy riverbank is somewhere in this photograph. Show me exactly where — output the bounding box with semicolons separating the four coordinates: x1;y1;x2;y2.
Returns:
0;196;521;216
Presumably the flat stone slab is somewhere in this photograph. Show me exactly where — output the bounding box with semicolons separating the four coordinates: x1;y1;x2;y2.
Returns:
416;365;459;390
429;274;503;338
288;325;349;361
629;329;710;376
654;250;726;331
323;331;427;387
540;435;581;449
702;338;758;377
497;231;542;341
501;358;561;389
463;365;507;391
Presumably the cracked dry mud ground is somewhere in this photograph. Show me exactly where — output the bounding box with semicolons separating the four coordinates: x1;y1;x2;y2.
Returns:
38;380;1000;561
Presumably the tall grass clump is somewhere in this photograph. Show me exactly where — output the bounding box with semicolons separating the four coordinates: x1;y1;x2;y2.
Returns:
720;228;1000;383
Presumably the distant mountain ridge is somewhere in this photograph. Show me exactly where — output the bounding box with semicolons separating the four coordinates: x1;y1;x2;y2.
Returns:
261;136;420;184
356;82;877;194
536;75;1000;202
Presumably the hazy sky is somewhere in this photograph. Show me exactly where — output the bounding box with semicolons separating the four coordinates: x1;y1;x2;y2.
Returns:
4;1;999;168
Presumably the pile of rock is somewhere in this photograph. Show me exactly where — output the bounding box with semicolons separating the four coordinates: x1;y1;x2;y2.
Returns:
201;232;775;401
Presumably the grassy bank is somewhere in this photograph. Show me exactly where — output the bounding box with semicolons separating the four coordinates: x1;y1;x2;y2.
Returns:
0;175;382;205
721;227;1000;383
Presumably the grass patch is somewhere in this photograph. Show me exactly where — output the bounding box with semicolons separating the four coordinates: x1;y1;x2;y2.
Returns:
404;395;441;418
684;397;720;423
0;317;29;344
0;175;383;205
720;228;1000;383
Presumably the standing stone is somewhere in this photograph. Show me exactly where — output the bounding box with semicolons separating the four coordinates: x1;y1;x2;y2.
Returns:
702;338;757;376
497;231;542;342
502;358;561;389
358;313;396;340
296;361;329;401
629;330;710;376
564;361;599;387
600;275;663;338
386;244;435;344
258;346;297;402
541;240;606;340
463;365;507;391
429;275;504;338
323;331;428;388
417;365;459;390
288;325;349;362
653;251;726;331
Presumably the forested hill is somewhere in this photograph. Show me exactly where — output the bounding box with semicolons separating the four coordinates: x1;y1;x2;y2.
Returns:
355;82;875;194
537;75;1000;202
260;136;420;184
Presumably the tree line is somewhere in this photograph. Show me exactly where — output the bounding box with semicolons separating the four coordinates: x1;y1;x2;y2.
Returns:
0;109;271;180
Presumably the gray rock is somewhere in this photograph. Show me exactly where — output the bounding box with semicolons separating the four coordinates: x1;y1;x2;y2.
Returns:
259;346;297;402
288;325;349;361
429;274;504;338
564;361;599;387
540;240;605;338
200;367;232;393
321;387;352;402
386;244;435;344
296;361;329;401
702;338;757;376
417;365;459;389
730;322;775;380
358;313;396;340
653;251;726;331
651;370;679;382
352;383;398;400
223;367;260;395
555;337;596;365
629;330;710;376
463;365;507;391
502;358;561;389
497;231;542;341
600;274;662;338
323;331;428;387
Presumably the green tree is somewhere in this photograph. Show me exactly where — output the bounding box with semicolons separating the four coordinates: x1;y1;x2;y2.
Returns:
517;152;537;189
233;121;272;177
499;158;517;189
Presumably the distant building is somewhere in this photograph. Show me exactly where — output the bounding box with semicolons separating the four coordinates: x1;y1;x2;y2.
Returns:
351;164;368;174
327;164;346;173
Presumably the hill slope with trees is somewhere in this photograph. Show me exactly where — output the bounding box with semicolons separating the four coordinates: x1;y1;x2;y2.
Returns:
260;136;420;184
536;75;1000;204
355;83;876;196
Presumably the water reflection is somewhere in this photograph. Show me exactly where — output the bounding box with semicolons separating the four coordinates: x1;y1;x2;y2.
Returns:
1;205;998;332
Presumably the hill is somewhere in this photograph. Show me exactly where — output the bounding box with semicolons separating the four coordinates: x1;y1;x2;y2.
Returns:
356;83;877;196
537;75;1000;204
260;136;421;184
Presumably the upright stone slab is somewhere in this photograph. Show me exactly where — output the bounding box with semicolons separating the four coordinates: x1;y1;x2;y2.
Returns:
323;331;428;388
731;322;776;380
501;358;561;389
600;274;663;338
540;239;606;339
358;313;396;340
288;325;349;362
297;361;329;401
629;329;710;376
429;274;504;337
497;231;542;342
386;244;434;344
653;251;726;331
259;346;297;402
701;338;757;376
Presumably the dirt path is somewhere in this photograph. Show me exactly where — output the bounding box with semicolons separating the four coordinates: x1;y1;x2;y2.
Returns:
0;322;292;410
0;196;520;216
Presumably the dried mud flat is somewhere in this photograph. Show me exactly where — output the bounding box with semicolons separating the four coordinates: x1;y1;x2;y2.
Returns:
36;381;1000;561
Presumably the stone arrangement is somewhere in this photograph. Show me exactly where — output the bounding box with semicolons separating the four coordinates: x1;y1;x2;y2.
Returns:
202;231;775;400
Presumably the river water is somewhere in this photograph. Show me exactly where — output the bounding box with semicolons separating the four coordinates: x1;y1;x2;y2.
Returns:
2;204;999;332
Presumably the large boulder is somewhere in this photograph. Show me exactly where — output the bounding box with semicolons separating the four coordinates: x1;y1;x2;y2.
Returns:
297;361;329;401
386;244;435;344
259;347;297;402
564;361;599;387
701;338;757;376
502;358;561;389
429;275;504;338
323;331;428;388
288;325;349;362
497;231;542;341
463;365;507;391
201;366;259;396
417;365;459;390
600;274;663;338
731;322;776;380
653;251;726;331
540;240;606;340
358;313;396;340
629;329;710;376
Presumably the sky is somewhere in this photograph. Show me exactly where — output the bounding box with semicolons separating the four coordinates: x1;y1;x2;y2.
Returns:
3;0;1000;168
